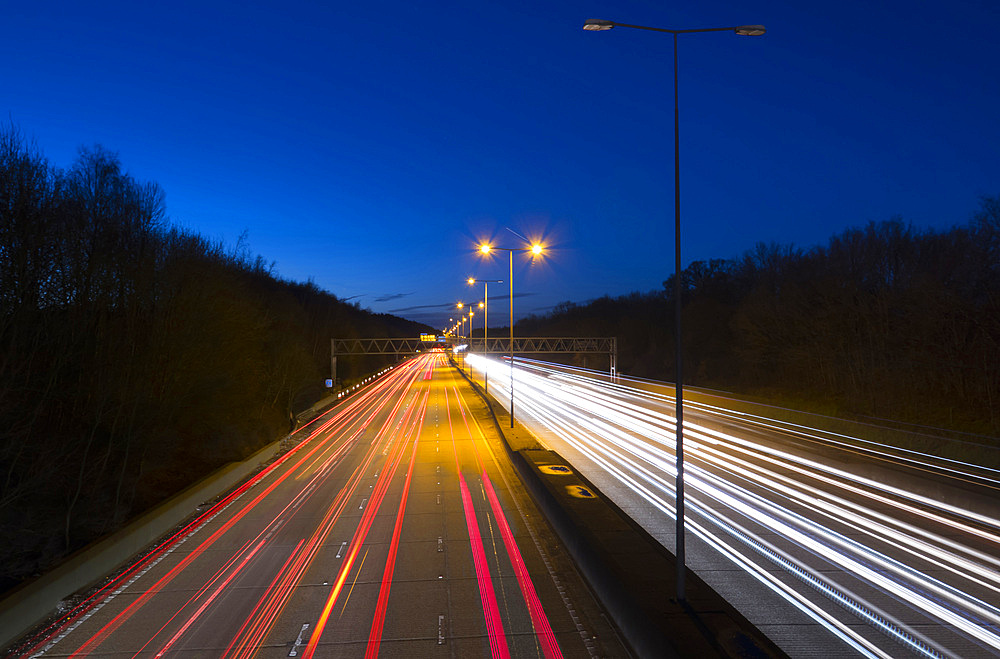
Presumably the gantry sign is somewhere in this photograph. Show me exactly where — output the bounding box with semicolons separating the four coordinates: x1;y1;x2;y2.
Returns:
330;336;618;385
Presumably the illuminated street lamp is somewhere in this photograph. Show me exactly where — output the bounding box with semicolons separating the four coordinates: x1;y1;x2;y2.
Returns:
467;277;503;393
584;17;765;603
477;242;544;427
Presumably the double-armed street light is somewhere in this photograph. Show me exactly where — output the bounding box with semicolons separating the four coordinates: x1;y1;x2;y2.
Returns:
467;277;504;394
477;241;544;428
583;17;765;603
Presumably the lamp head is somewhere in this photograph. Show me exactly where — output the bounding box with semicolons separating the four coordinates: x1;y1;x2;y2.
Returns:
479;244;492;254
467;277;475;285
531;243;543;255
734;24;766;36
583;19;614;31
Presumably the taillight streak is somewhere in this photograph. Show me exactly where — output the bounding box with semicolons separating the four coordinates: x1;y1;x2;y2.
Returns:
64;360;425;657
223;381;428;658
365;391;429;658
451;384;562;658
151;539;268;657
302;371;431;658
444;384;511;659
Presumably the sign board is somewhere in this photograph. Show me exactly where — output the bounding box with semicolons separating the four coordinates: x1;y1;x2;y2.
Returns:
325;379;333;388
419;334;437;342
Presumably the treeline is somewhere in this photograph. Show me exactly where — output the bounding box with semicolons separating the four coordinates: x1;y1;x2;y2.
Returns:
0;126;425;591
517;199;1000;438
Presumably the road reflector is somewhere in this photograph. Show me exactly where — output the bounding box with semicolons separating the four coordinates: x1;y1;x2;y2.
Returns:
539;464;573;475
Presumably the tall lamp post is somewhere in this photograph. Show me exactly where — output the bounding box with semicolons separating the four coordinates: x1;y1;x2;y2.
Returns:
478;242;543;428
467;311;475;372
583;18;765;603
468;277;503;393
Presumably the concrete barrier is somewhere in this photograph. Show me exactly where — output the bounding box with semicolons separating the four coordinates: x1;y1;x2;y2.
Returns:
455;364;786;659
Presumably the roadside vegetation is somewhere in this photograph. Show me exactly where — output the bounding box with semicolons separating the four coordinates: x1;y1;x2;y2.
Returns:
0;125;426;592
517;198;1000;441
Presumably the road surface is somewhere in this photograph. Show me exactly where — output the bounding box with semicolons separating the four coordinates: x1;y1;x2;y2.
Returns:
24;352;625;658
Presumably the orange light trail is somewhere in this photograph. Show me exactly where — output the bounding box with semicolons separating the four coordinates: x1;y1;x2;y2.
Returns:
303;359;432;658
444;384;511;659
451;385;562;658
67;357;424;657
365;391;427;658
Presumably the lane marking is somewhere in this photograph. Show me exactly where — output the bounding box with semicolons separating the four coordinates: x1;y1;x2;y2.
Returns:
336;542;347;559
288;623;310;657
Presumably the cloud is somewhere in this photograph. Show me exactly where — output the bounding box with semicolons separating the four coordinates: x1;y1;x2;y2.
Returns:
387;301;458;313
375;291;415;303
389;292;535;314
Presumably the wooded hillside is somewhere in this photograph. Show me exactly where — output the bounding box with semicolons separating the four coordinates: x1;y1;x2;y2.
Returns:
0;126;426;591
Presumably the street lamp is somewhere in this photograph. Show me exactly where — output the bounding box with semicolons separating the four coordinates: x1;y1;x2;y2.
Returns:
584;17;765;603
478;242;544;428
468;277;503;394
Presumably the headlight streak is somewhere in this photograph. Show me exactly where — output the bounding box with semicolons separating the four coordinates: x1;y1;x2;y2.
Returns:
466;354;1000;657
690;424;1000;548
507;382;911;657
519;358;1000;491
688;434;1000;596
514;381;955;654
687;465;1000;651
525;358;1000;491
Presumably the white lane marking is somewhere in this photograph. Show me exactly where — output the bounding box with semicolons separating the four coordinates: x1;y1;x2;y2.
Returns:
336;541;347;558
359;498;368;510
288;622;310;656
30;492;244;657
438;614;445;645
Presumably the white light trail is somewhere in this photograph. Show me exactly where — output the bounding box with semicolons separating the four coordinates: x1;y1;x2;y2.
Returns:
465;354;1000;658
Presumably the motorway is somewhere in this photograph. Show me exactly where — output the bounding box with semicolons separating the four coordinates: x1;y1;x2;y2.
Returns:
23;352;625;658
465;355;1000;659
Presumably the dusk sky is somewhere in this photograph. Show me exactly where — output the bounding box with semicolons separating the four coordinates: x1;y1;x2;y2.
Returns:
5;1;999;330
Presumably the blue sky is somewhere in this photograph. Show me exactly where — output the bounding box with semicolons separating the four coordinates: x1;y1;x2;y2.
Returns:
5;1;999;330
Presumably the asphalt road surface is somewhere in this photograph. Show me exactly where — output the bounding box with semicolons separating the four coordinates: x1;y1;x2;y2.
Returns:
24;352;625;658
